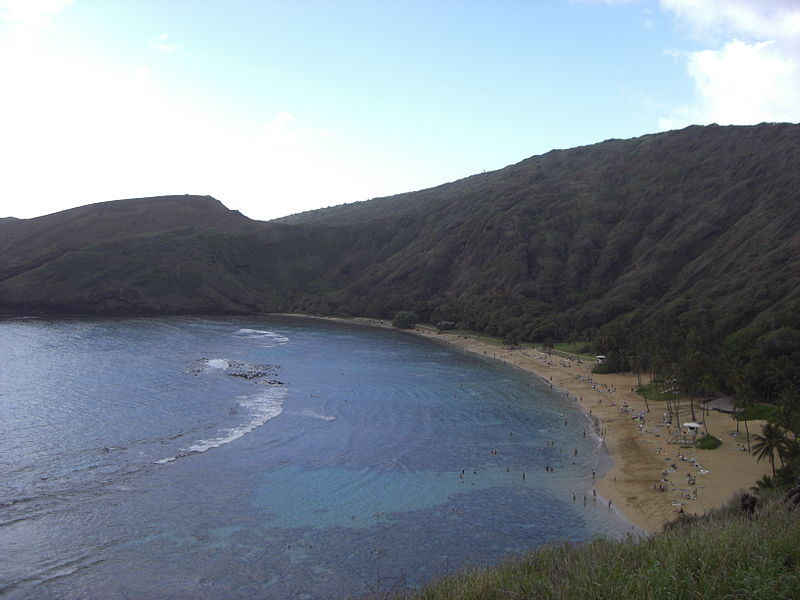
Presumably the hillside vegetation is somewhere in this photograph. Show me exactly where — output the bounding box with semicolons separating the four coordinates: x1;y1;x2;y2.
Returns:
409;498;800;600
280;123;799;342
1;124;798;404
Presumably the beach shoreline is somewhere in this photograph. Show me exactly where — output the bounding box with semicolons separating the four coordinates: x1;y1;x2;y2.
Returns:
275;314;771;533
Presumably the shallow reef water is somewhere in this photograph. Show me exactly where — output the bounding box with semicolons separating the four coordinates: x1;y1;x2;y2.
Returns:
0;315;628;599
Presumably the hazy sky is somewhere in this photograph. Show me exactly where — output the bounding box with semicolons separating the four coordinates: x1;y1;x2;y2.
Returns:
1;0;799;221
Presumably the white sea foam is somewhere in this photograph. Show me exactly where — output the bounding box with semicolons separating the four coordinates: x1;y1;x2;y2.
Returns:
187;388;286;453
298;409;336;422
235;328;289;343
206;358;231;370
156;387;286;464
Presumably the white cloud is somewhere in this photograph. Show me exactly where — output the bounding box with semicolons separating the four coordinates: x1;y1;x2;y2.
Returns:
0;2;391;220
0;36;189;216
660;0;800;42
0;21;395;221
0;0;72;28
149;32;180;53
569;0;639;4
659;39;800;129
658;0;800;128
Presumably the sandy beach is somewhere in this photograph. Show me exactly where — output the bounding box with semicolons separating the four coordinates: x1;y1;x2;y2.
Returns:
290;315;772;534
414;325;772;533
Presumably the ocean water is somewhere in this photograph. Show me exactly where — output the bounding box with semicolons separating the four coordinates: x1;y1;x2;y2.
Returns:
0;316;629;599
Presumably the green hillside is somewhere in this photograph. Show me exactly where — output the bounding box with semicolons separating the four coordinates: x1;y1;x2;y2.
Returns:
0;195;254;285
279;124;800;342
3;124;799;330
1;124;798;401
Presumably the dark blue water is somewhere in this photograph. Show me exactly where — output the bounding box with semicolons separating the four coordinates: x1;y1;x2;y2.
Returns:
0;316;628;599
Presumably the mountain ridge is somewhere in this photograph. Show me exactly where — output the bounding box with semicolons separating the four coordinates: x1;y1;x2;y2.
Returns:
1;124;798;351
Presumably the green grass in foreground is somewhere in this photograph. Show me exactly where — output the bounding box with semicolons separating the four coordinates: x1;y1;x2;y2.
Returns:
409;500;800;600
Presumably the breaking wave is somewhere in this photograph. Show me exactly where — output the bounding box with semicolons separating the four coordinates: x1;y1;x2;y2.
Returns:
188;387;287;453
156;387;286;464
206;358;230;370
235;328;289;344
159;358;286;464
298;409;336;422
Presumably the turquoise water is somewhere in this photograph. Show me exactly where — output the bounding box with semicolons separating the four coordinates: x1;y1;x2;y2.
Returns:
0;316;629;599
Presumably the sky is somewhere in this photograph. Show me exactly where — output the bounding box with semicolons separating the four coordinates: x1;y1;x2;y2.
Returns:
1;0;799;221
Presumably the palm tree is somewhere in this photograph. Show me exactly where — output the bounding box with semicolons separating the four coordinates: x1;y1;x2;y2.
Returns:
766;355;797;403
631;352;650;413
751;423;789;476
751;474;774;492
700;373;716;436
775;401;800;441
677;330;705;423
733;373;755;452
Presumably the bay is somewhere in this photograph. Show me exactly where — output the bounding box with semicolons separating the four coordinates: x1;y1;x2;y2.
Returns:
0;316;628;599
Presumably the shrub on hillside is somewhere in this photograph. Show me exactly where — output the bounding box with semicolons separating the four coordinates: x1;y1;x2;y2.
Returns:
392;311;419;329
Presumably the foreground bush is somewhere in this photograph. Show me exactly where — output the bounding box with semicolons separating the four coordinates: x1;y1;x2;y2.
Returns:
411;500;799;600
